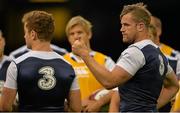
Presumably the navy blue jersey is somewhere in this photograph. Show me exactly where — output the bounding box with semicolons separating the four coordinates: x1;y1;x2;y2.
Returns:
9;51;75;111
0;56;11;81
118;44;169;112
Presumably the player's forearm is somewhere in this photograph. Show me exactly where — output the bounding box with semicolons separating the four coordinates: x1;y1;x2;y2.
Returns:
157;86;179;109
96;90;114;108
1;88;16;112
1;99;13;112
109;91;120;112
1;103;12;112
67;102;82;112
68;91;82;112
82;55;115;89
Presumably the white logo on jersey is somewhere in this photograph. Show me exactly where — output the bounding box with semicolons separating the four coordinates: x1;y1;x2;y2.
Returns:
74;66;89;75
38;66;56;90
159;55;165;76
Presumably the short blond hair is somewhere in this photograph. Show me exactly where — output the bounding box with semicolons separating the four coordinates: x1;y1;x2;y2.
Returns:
120;2;151;27
151;16;162;36
0;30;2;37
65;16;92;36
149;24;157;39
151;16;162;30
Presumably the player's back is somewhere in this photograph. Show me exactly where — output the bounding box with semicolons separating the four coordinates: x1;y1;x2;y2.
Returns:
14;51;75;111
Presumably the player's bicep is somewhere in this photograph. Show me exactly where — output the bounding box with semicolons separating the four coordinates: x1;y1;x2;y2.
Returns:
4;62;18;89
110;66;132;87
1;87;17;111
68;89;81;112
164;71;179;88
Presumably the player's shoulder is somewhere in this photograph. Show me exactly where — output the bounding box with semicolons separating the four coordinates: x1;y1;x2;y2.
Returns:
130;39;158;50
50;44;68;55
14;51;64;64
9;45;28;56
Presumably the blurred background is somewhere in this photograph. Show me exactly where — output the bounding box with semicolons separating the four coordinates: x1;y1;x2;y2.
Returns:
0;0;179;61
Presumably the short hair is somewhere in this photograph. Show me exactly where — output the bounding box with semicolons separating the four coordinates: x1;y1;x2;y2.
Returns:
65;16;92;36
120;2;152;27
0;30;4;39
151;16;162;30
149;24;157;39
0;30;2;37
151;16;162;36
22;10;55;41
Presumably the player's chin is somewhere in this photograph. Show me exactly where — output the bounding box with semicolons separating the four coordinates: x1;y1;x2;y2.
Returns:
122;37;128;43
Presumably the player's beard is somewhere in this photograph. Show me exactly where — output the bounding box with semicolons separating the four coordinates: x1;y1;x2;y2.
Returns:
122;35;135;45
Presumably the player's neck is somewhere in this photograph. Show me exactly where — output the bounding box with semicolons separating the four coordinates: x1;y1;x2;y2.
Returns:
32;42;53;52
135;33;149;43
0;53;3;62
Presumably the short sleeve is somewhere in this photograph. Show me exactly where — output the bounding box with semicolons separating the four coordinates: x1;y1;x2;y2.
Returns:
70;76;80;90
116;47;145;76
4;62;18;89
104;56;116;71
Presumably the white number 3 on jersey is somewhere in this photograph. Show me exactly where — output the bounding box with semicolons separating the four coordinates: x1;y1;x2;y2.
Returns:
38;66;56;90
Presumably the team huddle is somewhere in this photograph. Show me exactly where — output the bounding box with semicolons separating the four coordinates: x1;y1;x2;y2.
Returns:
0;2;180;112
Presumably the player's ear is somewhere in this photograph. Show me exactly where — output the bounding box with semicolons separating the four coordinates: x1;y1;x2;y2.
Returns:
136;22;145;32
88;31;92;40
0;36;5;47
31;30;37;40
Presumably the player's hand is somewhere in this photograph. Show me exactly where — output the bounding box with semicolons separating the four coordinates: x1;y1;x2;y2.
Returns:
82;99;101;112
72;37;89;58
